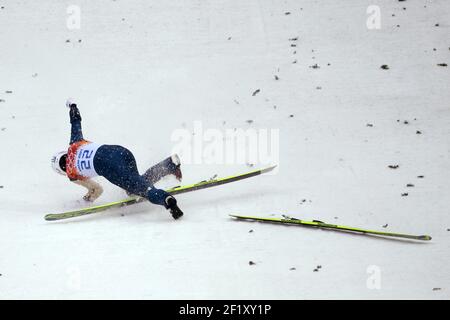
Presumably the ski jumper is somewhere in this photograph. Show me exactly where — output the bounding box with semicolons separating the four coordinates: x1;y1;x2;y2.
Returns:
67;106;171;207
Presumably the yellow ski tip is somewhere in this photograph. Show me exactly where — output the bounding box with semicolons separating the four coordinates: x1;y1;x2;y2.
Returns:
262;165;277;172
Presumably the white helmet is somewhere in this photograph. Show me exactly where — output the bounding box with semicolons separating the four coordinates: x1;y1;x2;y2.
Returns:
51;151;68;176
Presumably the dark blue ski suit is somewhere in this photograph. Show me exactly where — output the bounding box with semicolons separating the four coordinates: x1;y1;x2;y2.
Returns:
68;105;174;207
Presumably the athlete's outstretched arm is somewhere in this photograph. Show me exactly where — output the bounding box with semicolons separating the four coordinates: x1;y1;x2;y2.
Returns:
72;179;103;202
67;100;84;144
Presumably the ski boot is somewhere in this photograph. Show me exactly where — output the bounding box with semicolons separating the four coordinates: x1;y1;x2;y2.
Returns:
170;154;182;182
165;196;183;220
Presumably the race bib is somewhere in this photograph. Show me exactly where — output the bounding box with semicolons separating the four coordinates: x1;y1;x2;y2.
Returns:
75;143;101;178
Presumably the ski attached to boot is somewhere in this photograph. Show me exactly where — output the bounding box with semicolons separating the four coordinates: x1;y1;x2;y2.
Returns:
229;214;432;241
44;165;276;221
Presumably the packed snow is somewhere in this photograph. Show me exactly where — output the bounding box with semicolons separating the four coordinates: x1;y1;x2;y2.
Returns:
0;0;449;299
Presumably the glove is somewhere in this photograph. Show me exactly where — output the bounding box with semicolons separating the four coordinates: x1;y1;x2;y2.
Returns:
72;179;103;202
83;189;102;202
83;185;103;202
67;102;81;123
66;98;76;108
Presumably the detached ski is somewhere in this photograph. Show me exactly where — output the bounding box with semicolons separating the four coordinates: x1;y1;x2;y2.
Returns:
44;165;276;221
229;214;432;241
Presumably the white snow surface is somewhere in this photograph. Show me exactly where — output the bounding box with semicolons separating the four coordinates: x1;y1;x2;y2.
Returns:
0;0;449;299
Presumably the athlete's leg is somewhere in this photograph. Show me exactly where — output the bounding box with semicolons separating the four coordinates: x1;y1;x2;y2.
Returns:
94;145;172;206
142;154;182;184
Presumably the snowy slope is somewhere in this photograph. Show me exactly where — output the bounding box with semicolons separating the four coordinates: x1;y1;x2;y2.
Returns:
0;0;449;299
